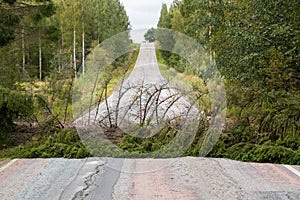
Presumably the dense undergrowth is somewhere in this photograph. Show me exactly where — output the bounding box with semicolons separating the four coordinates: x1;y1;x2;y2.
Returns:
1;46;299;165
154;48;300;165
1;48;299;164
0;128;90;159
0;45;140;159
208;84;300;165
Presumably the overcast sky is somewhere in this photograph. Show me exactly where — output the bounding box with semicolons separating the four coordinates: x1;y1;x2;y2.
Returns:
119;0;174;30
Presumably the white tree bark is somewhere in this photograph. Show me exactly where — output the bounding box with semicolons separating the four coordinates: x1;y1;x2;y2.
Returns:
73;26;77;76
208;0;213;65
82;0;85;75
22;28;25;71
72;3;77;76
59;25;63;72
39;33;42;80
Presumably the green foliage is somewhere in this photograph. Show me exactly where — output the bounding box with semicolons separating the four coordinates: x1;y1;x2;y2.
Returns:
32;1;56;22
81;120;204;158
3;0;16;5
144;28;156;42
0;129;91;159
207;83;300;164
0;14;20;46
209;142;300;165
0;0;130;83
157;4;172;29
0;0;56;47
212;0;299;89
155;0;300;165
117;126;178;155
159;0;300;90
168;54;186;73
183;119;208;156
226;84;300;140
0;87;34;133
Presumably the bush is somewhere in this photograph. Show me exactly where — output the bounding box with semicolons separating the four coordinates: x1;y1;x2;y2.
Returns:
0;129;90;158
0;87;33;133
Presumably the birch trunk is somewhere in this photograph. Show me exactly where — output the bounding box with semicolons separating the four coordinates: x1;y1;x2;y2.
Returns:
82;1;85;75
22;29;25;71
39;34;42;80
208;0;213;65
73;26;76;76
59;25;63;72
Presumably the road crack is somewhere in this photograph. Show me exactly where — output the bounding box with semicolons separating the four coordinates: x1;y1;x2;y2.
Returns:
72;161;105;200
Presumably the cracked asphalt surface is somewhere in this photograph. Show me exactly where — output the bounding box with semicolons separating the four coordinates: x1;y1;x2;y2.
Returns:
1;43;299;199
0;157;299;199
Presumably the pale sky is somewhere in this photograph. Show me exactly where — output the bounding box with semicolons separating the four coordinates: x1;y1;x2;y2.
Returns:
119;0;174;30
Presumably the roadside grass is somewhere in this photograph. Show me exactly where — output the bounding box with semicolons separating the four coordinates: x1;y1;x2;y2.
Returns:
159;64;188;89
156;49;211;114
156;56;300;165
2;45;299;165
0;158;10;167
0;44;209;159
155;49;192;91
15;43;140;124
159;63;204;91
98;43;141;96
72;44;140;119
0;44;140;159
0;44;222;160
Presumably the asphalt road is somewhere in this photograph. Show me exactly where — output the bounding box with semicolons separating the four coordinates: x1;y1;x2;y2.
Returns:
1;44;299;199
76;43;199;127
0;157;299;199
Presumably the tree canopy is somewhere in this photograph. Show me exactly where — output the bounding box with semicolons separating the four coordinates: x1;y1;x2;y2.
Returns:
0;0;131;138
155;0;300;164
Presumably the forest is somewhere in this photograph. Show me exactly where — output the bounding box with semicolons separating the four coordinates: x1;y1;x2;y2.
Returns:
0;0;132;158
150;0;300;164
0;0;299;164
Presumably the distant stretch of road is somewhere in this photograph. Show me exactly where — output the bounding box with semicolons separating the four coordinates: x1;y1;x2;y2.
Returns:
76;43;199;127
0;157;299;199
1;43;299;199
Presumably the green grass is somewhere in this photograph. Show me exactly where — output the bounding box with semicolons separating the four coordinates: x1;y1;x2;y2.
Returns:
156;49;211;113
6;45;300;165
155;46;206;91
107;43;141;94
72;44;140;119
0;44;141;159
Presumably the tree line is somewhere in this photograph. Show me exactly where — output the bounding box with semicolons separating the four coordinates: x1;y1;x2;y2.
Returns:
1;0;299;162
151;0;300;164
0;0;130;141
0;0;129;83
